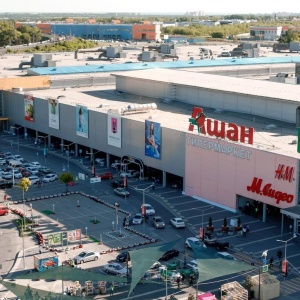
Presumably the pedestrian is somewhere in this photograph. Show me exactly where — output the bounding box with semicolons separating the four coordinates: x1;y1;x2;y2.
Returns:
39;245;42;254
242;225;247;237
189;274;194;286
250;257;254;266
181;273;185;283
255;207;259;218
289;224;293;233
176;276;180;288
277;249;283;262
131;288;135;296
269;257;274;268
37;180;41;188
146;213;149;222
109;284;114;296
188;294;195;300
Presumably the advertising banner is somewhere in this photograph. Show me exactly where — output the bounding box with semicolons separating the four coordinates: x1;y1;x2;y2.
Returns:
107;114;121;148
145;120;161;159
76;105;88;138
48;232;63;245
24;94;34;122
67;229;81;242
48;98;59;129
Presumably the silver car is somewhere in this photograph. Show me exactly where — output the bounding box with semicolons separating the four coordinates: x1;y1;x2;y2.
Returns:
152;216;165;229
103;263;128;276
73;251;100;264
132;213;143;225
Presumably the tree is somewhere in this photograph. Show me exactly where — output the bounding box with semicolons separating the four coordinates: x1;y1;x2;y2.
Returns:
59;172;74;192
18;178;31;236
211;32;224;38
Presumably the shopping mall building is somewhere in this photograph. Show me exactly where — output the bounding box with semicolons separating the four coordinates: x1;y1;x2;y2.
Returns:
1;54;300;233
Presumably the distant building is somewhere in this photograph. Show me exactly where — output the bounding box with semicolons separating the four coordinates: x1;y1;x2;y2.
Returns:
250;26;282;40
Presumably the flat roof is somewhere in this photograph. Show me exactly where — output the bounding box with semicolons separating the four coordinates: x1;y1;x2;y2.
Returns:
112;68;300;103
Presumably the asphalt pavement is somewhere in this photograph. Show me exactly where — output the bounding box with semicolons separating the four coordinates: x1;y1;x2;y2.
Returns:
1;133;300;299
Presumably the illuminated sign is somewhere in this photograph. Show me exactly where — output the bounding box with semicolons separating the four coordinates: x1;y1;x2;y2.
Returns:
188;107;254;145
246;177;294;204
275;164;294;182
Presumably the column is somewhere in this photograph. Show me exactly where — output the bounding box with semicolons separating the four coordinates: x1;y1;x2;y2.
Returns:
89;147;93;162
106;153;110;168
60;138;64;152
24;127;28;140
262;202;267;223
75;143;78;157
162;171;167;188
47;135;51;148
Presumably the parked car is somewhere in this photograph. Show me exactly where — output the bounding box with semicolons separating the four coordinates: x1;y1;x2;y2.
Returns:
111;180;125;188
13;155;24;162
29;162;42;168
28;176;40;184
73;251;100;264
38;166;52;174
27;167;40;175
217;252;235;260
150;261;162;269
0;206;9;216
141;203;155;216
97;172;113;180
159;249;180;261
120;170;139;178
114;187;130;197
170;217;186;228
116;251;130;262
132;213;143;225
1;172;13;180
185;237;206;249
187;260;199;273
152;216;165;229
20;168;31;177
171;180;183;189
202;233;217;245
102;263;128;276
42;173;58;182
0;158;6;165
0;180;13;188
13;171;23;179
215;241;230;250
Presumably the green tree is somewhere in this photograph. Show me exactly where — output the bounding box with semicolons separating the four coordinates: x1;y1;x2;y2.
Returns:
59;172;74;192
211;32;224;38
18;178;31;236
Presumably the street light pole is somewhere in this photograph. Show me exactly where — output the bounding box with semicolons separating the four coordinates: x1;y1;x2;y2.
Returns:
11;126;22;153
86;150;101;177
62;142;75;171
277;234;297;274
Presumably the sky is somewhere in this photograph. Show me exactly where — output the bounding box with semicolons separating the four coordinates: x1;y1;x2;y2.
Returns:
0;0;300;15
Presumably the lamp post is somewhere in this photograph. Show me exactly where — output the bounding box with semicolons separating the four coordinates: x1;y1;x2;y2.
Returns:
86;150;101;177
192;206;213;298
11;126;22;153
61;142;75;171
135;184;154;232
39;134;51;164
114;203;120;235
85;226;88;238
277;234;297;277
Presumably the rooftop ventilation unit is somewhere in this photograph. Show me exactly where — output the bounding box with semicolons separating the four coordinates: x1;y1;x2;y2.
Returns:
121;103;157;114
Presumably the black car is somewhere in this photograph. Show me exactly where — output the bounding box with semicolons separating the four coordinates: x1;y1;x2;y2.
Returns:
159;249;180;261
0;180;13;189
111;180;125;188
116;251;130;262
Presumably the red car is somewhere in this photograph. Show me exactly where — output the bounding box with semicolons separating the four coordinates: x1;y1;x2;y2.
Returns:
97;172;113;180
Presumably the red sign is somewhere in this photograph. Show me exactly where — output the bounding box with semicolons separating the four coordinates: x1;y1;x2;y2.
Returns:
282;259;288;274
199;228;204;239
188;107;254;145
247;177;294;204
275;164;294;182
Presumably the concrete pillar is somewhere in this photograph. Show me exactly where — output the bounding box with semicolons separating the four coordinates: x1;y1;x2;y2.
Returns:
262;202;267;223
75;143;78;157
162;171;167;188
47;135;51;147
89;147;93;162
106;153;110;168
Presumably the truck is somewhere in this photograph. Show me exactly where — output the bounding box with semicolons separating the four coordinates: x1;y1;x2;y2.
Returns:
272;43;289;52
290;42;300;53
34;253;59;272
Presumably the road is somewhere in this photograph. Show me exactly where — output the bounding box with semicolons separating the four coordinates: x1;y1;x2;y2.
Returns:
1;132;300;299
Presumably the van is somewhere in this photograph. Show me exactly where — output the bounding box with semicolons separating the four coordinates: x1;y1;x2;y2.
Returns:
8;160;23;168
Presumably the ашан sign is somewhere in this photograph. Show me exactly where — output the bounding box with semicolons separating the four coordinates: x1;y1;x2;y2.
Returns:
188;107;254;145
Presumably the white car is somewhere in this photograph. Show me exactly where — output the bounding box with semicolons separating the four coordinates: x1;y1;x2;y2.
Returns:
0;158;6;165
30;162;42;168
27;167;39;175
185;237;206;249
114;187;130;197
1;172;13;180
13;171;23;179
42;173;58;182
187;260;199;273
13;155;24;162
120;170;139;178
28;176;40;184
141;203;155;216
73;251;100;264
170;217;186;228
102;263;128;276
132;213;143;225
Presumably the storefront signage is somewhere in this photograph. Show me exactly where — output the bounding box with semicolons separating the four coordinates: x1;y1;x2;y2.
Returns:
275;164;294;183
247;177;294;204
188;107;254;145
186;136;252;160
